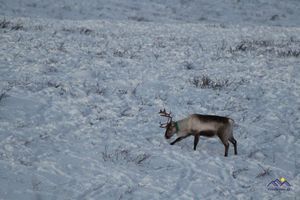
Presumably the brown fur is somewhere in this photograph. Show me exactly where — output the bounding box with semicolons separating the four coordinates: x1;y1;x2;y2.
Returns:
193;114;230;123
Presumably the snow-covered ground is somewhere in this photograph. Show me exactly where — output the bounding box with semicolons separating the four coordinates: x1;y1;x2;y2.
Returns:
1;0;300;27
1;1;300;200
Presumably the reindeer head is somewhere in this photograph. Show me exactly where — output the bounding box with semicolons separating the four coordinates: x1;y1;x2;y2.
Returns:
159;109;177;139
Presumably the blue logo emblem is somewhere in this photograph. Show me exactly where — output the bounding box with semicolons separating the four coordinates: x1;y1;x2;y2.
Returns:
267;177;291;191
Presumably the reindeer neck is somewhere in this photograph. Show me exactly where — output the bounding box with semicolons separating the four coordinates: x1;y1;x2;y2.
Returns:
174;121;179;133
176;118;189;133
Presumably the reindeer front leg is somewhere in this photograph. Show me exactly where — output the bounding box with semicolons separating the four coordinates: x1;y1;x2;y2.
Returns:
170;137;184;145
194;135;199;150
170;135;189;145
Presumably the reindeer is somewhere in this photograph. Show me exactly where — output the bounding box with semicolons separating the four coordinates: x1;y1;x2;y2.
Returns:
159;109;237;157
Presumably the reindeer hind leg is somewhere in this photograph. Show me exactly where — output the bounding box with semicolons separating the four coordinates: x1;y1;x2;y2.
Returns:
229;137;237;155
218;131;229;157
224;143;229;157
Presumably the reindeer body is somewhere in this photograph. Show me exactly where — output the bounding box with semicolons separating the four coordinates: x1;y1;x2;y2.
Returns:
160;110;237;157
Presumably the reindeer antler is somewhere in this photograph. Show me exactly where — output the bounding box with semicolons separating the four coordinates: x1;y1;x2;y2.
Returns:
159;109;172;128
159;109;172;117
159;122;168;128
